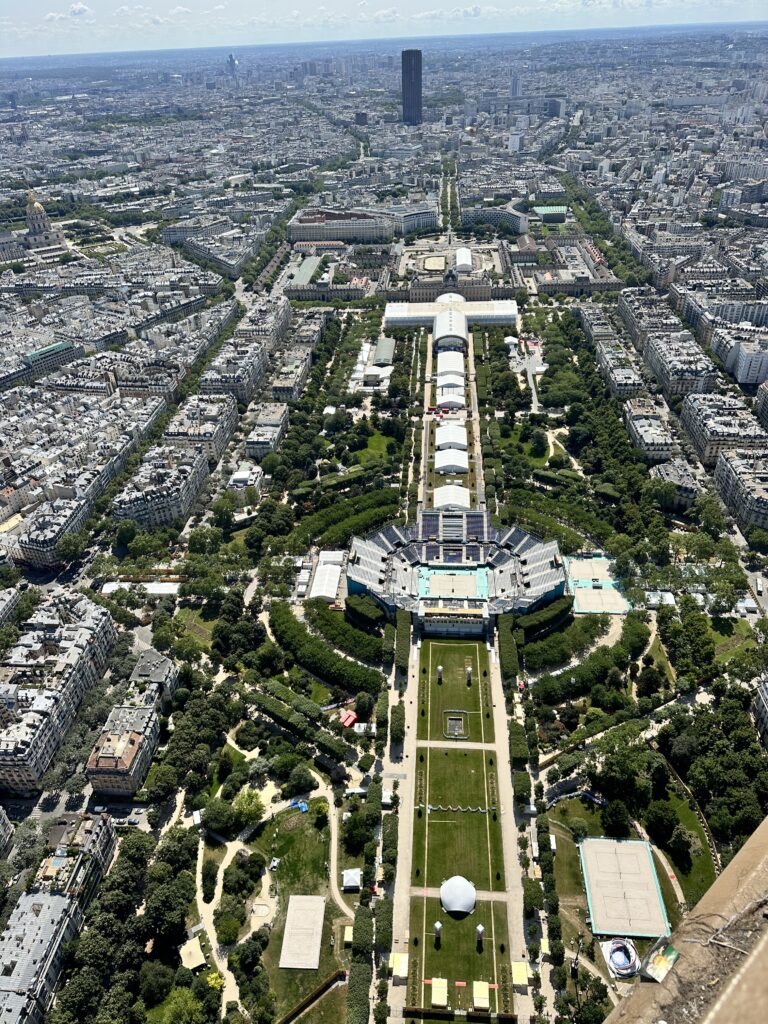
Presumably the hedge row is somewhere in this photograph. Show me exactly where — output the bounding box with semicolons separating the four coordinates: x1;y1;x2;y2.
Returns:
381;812;398;866
317;496;401;549
390;703;405;745
395;608;410;677
346;960;373;1024
522;613;608;674
375;897;393;955
345;594;386;630
498;613;519;686
382;623;395;666
250;690;354;764
290;489;396;549
509;720;530;770
304;598;383;665
514;770;532;805
515;596;574;643
270;602;383;696
352;905;374;961
261;678;323;722
532;612;650;706
375;692;389;744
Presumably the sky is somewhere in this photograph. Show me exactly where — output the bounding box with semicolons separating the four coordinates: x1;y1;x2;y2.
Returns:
0;0;764;59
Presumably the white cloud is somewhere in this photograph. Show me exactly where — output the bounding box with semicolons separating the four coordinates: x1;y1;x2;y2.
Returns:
372;6;399;21
68;2;91;15
44;11;67;21
169;5;192;13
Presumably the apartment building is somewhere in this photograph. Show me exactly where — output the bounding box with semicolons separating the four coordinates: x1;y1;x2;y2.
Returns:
0;804;12;856
714;450;768;531
0;592;117;793
15;498;90;569
245;403;289;460
710;326;768;385
680;393;768;466
86;705;160;796
86;647;176;796
644;331;718;398
624;398;679;461
618;288;683;353
271;349;311;402
0;813;116;1024
756;380;768;430
198;339;268;405
649;459;701;510
112;445;209;529
594;335;643;398
163;392;238;464
0;587;20;626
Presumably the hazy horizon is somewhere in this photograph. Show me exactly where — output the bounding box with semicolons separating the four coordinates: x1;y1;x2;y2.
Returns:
0;1;766;62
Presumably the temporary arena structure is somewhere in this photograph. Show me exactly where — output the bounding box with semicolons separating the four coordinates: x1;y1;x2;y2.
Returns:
346;508;565;636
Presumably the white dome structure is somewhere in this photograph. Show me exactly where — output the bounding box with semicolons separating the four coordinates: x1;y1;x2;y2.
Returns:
436;291;466;303
440;876;476;916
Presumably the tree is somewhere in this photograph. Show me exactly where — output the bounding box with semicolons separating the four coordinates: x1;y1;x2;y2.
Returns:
203;798;236;837
645;800;677;846
161;988;205;1024
56;531;87;563
232;787;265;829
145;763;179;804
139;961;174;1008
601;799;630;838
115;519;139;549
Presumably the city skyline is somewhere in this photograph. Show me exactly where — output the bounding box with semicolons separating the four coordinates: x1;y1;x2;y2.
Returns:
0;2;766;60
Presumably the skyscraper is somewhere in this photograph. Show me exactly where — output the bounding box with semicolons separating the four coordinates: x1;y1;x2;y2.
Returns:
402;49;423;125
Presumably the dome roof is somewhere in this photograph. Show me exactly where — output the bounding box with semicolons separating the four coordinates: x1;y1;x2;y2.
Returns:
26;190;45;215
439;875;476;916
436;291;465;303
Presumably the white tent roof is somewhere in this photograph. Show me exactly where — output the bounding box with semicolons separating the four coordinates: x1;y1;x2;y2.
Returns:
455;246;473;272
440;875;476;915
434;308;469;345
436;371;465;391
436;350;465;378
435;422;468;450
436;387;466;409
435;448;469;474
433;485;472;510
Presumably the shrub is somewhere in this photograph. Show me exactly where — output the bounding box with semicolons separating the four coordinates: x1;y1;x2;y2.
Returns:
390;703;405;745
352;905;374;961
514;770;532;805
498;613;519;685
375;897;393;954
509;721;529;770
346;961;373;1024
345;594;386;630
395;608;410;677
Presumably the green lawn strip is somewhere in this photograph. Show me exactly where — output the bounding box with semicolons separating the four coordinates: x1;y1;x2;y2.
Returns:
652;852;682;932
250;800;350;1018
297;983;348;1023
708;616;756;664
661;790;716;908
413;746;504;891
417;640;494;744
649;635;675;685
409;896;509;1012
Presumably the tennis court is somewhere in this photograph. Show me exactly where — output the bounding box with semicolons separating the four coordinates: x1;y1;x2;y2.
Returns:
580;838;670;938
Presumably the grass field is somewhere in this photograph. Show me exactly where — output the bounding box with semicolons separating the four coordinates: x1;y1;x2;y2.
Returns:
661;789;716;908
250;800;350;1018
417;640;494;743
176;605;217;650
408;897;511;1013
412;746;505;891
298;984;347;1023
708;616;756;665
652;852;682;932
